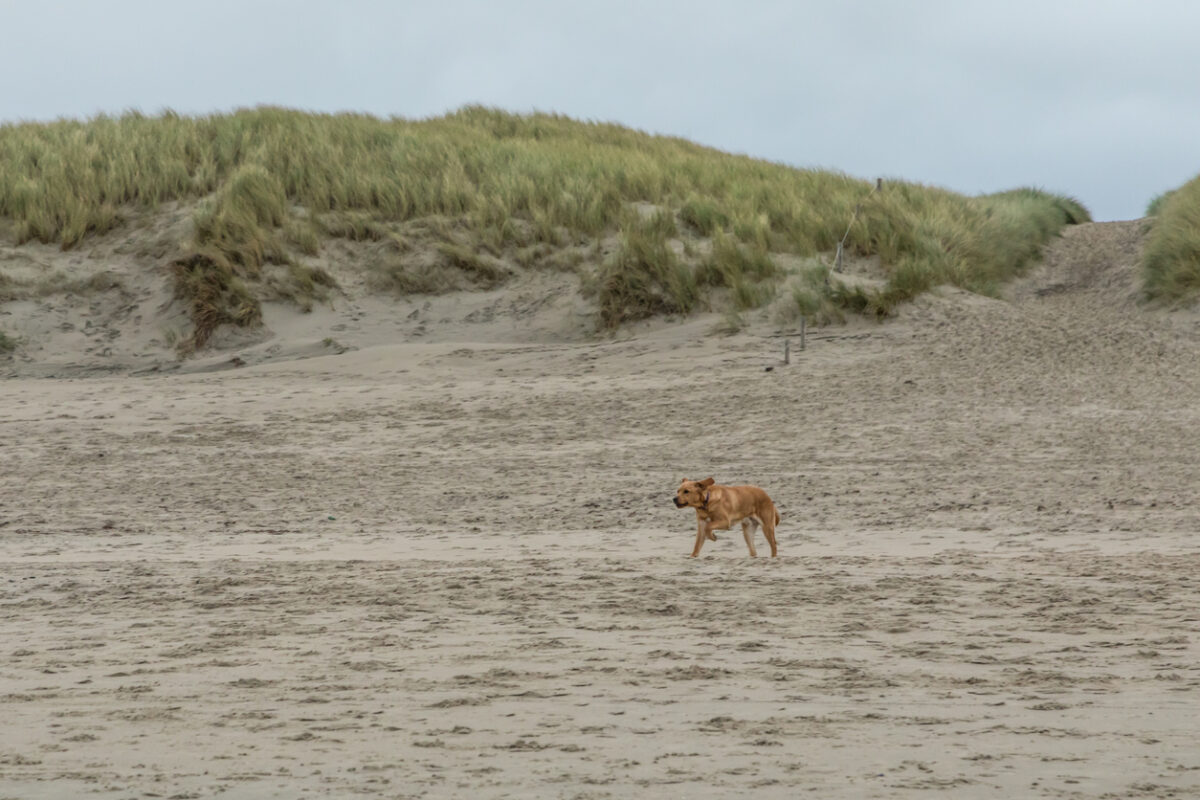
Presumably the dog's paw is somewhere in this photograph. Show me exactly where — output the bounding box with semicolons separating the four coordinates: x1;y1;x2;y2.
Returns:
707;532;718;541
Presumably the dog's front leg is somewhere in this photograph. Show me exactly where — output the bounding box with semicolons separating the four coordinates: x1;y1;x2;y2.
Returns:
691;520;711;558
741;519;759;558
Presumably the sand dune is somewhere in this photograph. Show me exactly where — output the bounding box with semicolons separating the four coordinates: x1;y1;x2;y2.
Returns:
2;221;1199;798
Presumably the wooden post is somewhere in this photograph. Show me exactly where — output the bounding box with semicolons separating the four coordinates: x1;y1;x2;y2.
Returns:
800;316;807;351
784;338;790;365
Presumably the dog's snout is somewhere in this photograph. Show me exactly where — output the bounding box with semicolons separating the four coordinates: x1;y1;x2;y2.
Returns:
673;497;684;507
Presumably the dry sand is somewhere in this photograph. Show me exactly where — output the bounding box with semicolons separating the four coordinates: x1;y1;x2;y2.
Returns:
2;221;1199;798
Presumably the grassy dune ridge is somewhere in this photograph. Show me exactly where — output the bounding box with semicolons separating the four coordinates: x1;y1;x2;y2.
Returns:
0;106;1090;349
1143;175;1200;304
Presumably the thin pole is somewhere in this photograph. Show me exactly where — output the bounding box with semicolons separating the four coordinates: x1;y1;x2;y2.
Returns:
835;177;882;273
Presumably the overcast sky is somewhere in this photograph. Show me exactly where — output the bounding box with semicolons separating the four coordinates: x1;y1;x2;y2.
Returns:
3;0;1197;221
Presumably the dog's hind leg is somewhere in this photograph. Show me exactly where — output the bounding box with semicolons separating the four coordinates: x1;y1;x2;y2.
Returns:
741;518;759;558
761;508;779;557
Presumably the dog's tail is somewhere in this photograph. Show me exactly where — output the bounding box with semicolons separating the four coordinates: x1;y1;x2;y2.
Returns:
774;508;781;527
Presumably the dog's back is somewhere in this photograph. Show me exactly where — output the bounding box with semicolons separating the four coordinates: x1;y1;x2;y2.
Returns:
706;483;777;526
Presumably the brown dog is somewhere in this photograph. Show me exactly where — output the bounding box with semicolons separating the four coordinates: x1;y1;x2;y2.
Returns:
674;477;780;558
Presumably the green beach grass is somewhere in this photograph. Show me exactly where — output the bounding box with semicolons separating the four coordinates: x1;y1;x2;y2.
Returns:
1143;175;1200;304
0;106;1090;347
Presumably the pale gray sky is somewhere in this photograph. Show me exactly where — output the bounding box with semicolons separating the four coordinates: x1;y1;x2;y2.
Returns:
3;0;1198;220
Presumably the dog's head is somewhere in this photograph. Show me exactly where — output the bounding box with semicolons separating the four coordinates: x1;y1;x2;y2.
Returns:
674;477;715;508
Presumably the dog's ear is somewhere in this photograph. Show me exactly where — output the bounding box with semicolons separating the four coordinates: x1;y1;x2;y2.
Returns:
699;477;715;487
679;478;689;486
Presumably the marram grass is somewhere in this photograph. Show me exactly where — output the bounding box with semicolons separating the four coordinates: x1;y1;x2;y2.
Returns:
0;106;1090;346
1146;190;1175;217
1143;175;1200;304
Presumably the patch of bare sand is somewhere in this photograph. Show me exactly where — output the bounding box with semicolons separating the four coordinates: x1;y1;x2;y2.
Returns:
1;221;1199;797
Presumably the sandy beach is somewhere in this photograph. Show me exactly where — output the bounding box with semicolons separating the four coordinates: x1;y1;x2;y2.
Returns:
2;221;1199;798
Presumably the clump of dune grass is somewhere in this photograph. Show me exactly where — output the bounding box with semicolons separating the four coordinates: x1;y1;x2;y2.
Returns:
1142;175;1200;304
0;329;16;354
775;259;857;325
436;242;511;286
317;212;390;242
367;255;449;296
818;183;1092;317
188;164;290;271
171;251;262;352
266;263;337;312
0;106;1091;340
697;229;780;312
592;212;698;326
284;219;322;255
1146;190;1176;217
169;164;295;349
680;196;731;236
